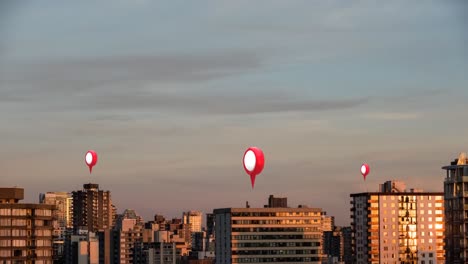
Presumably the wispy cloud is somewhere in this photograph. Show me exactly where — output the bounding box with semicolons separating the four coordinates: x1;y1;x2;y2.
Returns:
0;53;371;115
1;51;262;86
362;112;422;121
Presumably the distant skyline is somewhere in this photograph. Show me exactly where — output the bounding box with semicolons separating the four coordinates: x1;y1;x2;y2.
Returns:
0;1;467;226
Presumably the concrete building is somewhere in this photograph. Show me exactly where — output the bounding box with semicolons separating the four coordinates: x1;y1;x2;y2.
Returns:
267;195;288;208
350;181;445;264
64;230;99;264
0;187;55;264
206;213;214;238
213;206;323;264
442;152;468;263
322;214;334;232
39;191;72;262
323;226;347;264
39;192;72;229
183;211;202;233
72;183;116;233
143;242;188;264
114;209;144;263
379;180;407;193
341;227;352;264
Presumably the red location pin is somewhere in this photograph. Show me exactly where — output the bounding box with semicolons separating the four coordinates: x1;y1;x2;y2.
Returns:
243;147;265;188
85;150;98;173
361;163;370;181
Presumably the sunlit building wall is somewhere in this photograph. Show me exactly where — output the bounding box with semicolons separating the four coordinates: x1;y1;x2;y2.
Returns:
351;183;444;264
0;188;55;264
214;207;323;264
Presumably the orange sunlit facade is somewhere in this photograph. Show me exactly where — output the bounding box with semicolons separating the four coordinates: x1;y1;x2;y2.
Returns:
351;189;445;264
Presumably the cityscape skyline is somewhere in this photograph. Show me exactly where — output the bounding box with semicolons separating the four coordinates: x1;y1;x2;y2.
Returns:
1;1;467;227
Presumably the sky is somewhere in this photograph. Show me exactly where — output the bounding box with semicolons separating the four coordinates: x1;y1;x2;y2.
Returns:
0;0;467;226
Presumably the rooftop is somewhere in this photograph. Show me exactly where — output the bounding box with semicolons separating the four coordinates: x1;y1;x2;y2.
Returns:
0;187;24;202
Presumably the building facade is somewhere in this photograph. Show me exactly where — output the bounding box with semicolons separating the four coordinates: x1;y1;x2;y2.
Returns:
351;181;445;264
39;191;73;262
72;183;116;233
443;152;468;263
0;187;55;264
183;211;202;233
64;230;99;264
323;226;346;264
341;227;352;264
267;195;288;208
214;207;323;264
114;210;144;264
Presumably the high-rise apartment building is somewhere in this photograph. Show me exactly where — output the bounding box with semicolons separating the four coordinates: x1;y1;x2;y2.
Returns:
351;181;445;264
323;226;345;263
0;187;55;264
183;211;202;233
114;209;144;263
39;191;73;262
206;213;215;238
39;192;72;229
341;227;353;264
213;206;323;264
322;214;334;232
443;152;468;263
72;183;116;232
64;230;100;264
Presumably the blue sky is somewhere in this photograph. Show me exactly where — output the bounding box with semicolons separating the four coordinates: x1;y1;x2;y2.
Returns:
0;0;467;225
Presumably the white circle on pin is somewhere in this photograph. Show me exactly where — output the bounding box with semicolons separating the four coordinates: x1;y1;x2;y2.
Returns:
86;152;93;165
361;165;367;174
244;150;256;172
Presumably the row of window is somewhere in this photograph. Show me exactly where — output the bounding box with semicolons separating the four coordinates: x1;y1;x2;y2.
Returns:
232;242;320;248
0;261;52;264
0;209;53;216
0;230;54;238
380;195;443;201
232;227;320;232
231;212;321;217
232;257;320;262
233;219;319;225
232;249;319;255
232;234;321;240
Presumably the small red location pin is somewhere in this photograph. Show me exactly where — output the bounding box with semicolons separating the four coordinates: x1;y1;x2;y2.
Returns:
85;150;98;174
361;163;370;181
243;147;265;188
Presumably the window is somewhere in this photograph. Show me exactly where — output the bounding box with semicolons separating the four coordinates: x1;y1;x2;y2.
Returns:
0;209;11;216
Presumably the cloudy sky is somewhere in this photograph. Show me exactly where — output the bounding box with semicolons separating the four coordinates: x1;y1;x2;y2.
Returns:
0;1;467;225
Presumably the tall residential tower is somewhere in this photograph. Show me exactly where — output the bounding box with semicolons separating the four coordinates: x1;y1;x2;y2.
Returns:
351;181;445;264
72;183;116;232
443;152;468;263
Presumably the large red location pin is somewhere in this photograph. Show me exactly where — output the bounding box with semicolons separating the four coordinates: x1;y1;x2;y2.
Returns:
243;147;265;188
85;150;98;173
361;163;370;181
